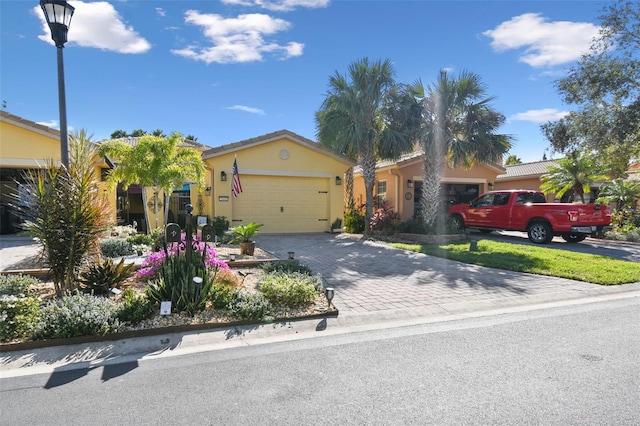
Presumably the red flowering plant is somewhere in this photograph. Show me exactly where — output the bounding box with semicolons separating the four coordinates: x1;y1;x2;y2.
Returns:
370;198;399;234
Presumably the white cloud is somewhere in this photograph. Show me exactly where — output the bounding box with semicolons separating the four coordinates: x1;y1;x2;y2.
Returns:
510;108;570;123
35;1;151;54
221;0;330;12
226;105;266;115
155;8;166;18
171;11;304;64
36;120;58;128
483;13;598;67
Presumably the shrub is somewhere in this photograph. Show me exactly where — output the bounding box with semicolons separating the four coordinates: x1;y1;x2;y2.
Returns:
109;225;137;238
370;201;399;234
395;219;427;234
116;289;156;325
211;216;230;241
259;272;321;308
0;294;40;342
137;235;228;281
213;268;242;287
126;233;154;246
344;212;365;233
262;259;312;276
79;257;136;295
145;244;218;315
100;238;133;258
229;291;272;320
33;293;122;340
0;274;40;296
209;283;239;309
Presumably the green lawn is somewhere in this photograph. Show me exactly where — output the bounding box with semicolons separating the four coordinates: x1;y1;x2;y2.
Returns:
389;240;640;285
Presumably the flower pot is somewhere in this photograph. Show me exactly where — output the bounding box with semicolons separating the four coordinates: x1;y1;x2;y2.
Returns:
239;241;255;256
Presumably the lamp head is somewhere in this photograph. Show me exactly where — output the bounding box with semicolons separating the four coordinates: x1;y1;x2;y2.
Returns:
40;0;75;48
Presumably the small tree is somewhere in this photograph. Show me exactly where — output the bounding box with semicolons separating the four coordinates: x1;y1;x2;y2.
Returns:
21;130;114;296
596;179;640;211
540;153;608;203
98;132;205;231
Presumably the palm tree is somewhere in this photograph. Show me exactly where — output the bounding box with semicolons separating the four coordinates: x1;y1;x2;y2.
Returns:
97;132;205;232
151;129;166;137
540;153;608;203
410;70;512;232
596;178;640;211
110;129;127;139
316;58;415;233
505;154;522;165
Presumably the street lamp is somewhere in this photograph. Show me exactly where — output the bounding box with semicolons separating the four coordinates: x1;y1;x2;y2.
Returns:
40;0;75;168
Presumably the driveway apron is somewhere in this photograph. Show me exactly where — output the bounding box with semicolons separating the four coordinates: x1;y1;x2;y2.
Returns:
254;233;633;316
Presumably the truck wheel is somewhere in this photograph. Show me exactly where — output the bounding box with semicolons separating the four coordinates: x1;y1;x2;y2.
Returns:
562;233;586;243
528;221;553;244
449;215;465;232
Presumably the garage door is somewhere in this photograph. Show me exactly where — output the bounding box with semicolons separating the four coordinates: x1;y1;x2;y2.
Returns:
231;175;330;233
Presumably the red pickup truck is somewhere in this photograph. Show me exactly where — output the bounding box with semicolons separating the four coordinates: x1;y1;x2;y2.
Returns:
447;190;612;244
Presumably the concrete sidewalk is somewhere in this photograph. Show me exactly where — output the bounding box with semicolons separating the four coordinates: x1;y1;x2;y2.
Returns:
2;232;639;377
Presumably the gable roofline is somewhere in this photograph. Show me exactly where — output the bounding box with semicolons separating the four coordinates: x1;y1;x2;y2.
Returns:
353;149;506;174
202;129;356;166
1;110;60;140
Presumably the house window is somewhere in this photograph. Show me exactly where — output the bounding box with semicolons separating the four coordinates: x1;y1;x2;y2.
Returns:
377;180;387;198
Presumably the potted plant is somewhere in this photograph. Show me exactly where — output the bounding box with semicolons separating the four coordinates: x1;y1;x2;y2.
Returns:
331;218;343;233
226;222;263;255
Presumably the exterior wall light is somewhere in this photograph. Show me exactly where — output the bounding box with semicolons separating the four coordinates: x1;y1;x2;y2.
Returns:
407;179;413;188
335;176;342;185
220;171;227;181
204;186;212;196
488;182;494;190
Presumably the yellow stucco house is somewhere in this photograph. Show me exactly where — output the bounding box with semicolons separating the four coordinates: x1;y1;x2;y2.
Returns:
1;111;355;234
201;130;355;233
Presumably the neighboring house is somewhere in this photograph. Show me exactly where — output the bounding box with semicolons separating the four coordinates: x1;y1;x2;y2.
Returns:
0;111;110;234
202;130;354;233
493;160;559;202
352;151;506;221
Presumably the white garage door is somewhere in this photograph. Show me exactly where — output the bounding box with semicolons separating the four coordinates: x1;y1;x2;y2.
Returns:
231;175;330;233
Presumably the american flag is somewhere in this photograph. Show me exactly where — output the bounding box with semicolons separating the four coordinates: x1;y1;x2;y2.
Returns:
231;158;243;198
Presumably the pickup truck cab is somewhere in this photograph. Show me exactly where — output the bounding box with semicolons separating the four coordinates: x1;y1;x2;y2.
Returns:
447;190;612;244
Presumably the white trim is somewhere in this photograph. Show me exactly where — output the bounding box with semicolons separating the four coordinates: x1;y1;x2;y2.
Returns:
0;158;60;167
237;169;332;178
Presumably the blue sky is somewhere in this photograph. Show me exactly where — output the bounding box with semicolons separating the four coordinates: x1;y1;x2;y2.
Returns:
1;0;609;163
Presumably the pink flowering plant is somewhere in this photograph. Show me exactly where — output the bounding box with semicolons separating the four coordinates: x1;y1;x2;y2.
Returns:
370;199;399;234
140;234;229;315
137;233;228;281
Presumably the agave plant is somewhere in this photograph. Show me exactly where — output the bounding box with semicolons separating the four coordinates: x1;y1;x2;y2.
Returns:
79;257;136;295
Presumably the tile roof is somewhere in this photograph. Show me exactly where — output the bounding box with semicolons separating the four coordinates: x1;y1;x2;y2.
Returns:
201;129;355;165
0;110;60;139
495;159;558;181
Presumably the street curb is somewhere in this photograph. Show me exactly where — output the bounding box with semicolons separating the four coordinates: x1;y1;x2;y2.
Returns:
0;309;338;353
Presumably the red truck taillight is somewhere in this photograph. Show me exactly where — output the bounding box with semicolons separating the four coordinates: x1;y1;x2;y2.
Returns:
568;211;579;222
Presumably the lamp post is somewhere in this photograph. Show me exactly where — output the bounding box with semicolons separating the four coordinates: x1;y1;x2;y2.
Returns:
40;0;75;168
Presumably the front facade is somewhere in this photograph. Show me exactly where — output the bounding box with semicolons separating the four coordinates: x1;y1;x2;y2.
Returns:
202;130;355;233
352;151;506;221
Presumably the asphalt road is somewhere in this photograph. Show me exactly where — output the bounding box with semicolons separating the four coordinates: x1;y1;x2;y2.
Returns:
2;296;638;425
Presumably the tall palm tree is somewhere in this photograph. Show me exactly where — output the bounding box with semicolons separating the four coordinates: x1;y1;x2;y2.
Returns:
316;58;415;233
410;70;512;232
540;153;608;203
98;132;205;232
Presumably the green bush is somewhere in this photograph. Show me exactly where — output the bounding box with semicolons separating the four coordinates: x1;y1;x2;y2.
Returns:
126;233;154;246
0;274;40;296
395;219;427;234
230;291;272;320
211;216;230;242
259;272;321;308
33;293;122;340
262;259;312;275
0;294;40;342
209;283;239;309
344;212;365;233
100;238;133;258
116;289;156;325
79;257;136;295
